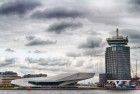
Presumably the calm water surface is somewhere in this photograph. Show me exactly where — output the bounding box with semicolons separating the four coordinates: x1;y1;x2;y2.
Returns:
0;90;139;94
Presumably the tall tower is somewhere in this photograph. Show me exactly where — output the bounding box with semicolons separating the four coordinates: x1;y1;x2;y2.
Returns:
105;28;131;80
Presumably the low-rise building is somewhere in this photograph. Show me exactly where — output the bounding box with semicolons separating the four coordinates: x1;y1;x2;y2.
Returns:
0;71;21;87
99;73;108;87
23;74;47;78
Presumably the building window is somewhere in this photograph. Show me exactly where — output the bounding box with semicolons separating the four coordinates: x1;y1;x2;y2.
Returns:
112;47;116;51
117;46;123;51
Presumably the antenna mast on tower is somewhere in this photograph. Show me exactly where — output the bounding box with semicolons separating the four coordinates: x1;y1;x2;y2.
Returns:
116;28;119;38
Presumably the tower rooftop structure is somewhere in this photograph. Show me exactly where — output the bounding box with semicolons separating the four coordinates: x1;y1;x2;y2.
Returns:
107;28;128;45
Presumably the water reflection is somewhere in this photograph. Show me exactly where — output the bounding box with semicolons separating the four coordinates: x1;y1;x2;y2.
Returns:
0;90;139;94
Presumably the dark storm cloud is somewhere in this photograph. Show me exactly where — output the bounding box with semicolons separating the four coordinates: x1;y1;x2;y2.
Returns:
34;50;42;53
122;29;140;40
0;62;12;67
82;49;104;57
90;15;120;26
47;22;82;34
127;0;140;14
120;29;140;48
132;0;140;4
78;36;105;56
0;0;41;15
26;39;57;46
119;29;140;45
66;52;81;58
5;48;15;52
31;6;120;25
39;58;70;66
79;36;102;49
5;58;16;63
25;57;71;66
26;35;35;41
0;58;16;67
130;0;140;9
31;8;85;19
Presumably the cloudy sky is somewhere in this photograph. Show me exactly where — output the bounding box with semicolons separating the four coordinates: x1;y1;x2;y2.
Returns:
0;0;140;81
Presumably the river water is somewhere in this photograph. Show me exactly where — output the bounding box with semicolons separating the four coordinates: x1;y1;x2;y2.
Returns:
0;90;139;94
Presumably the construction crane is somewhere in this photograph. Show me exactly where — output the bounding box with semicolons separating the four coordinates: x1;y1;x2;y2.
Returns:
131;59;140;81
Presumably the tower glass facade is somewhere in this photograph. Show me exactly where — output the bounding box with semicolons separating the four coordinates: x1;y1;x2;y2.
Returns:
105;29;131;80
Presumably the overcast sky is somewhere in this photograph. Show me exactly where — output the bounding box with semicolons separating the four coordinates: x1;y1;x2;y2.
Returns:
0;0;140;81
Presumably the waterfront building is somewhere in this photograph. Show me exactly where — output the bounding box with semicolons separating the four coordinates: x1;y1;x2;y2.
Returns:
0;71;21;87
23;74;47;78
11;72;95;88
99;73;108;87
105;28;131;80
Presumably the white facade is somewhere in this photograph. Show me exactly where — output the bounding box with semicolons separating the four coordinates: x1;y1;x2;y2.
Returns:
11;72;95;87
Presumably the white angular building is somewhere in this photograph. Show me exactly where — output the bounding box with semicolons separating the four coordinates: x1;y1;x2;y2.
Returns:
11;72;95;88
